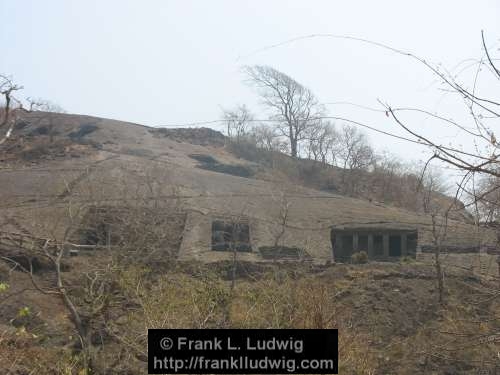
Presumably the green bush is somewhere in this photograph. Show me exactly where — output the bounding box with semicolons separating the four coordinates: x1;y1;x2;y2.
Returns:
351;251;368;264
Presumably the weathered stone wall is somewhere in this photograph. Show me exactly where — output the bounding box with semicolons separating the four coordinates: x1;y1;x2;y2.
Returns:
417;251;499;277
178;211;332;263
415;218;497;248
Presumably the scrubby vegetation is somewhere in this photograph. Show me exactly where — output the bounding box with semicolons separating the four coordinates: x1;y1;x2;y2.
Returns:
351;251;368;264
1;260;499;374
225;139;469;221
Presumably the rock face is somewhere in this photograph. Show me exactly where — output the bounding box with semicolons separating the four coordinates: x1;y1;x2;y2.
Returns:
0;111;496;269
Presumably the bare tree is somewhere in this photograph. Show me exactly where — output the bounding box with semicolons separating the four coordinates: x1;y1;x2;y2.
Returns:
1;76;66;147
272;190;291;251
420;168;448;214
250;124;287;152
334;124;374;195
475;173;500;223
370;152;404;203
244;65;324;158
337;124;374;171
0;204;97;373
26;97;65;113
373;31;500;357
379;31;499;182
0;74;23;145
221;104;253;143
306;120;338;165
420;167;450;304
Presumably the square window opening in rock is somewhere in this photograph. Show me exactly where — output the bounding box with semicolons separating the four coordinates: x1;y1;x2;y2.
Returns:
211;220;251;252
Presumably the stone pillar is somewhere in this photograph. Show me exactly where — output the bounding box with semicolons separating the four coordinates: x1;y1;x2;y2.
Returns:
367;234;374;258
383;234;389;258
335;235;342;259
353;233;359;253
401;233;407;256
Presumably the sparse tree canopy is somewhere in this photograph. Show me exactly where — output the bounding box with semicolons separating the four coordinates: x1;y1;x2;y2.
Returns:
250;124;287;152
221;104;253;142
244;65;324;158
337;124;374;171
26;97;65;113
306;120;338;164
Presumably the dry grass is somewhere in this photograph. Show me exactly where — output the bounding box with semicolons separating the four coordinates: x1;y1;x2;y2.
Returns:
1;258;499;374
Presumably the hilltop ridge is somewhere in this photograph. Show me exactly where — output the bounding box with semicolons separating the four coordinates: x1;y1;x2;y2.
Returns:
0;110;471;223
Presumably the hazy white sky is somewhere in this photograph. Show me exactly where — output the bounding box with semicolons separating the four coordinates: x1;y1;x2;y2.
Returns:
1;0;499;178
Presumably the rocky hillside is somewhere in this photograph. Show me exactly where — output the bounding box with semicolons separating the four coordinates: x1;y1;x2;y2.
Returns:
0;110;471;223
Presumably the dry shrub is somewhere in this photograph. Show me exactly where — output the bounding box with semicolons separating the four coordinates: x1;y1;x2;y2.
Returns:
230;272;376;374
405;295;500;373
108;266;376;374
106;268;230;369
0;328;83;374
351;251;368;264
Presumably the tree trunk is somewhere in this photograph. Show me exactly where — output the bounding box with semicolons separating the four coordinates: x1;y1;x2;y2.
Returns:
289;126;297;158
55;251;93;372
435;247;444;304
